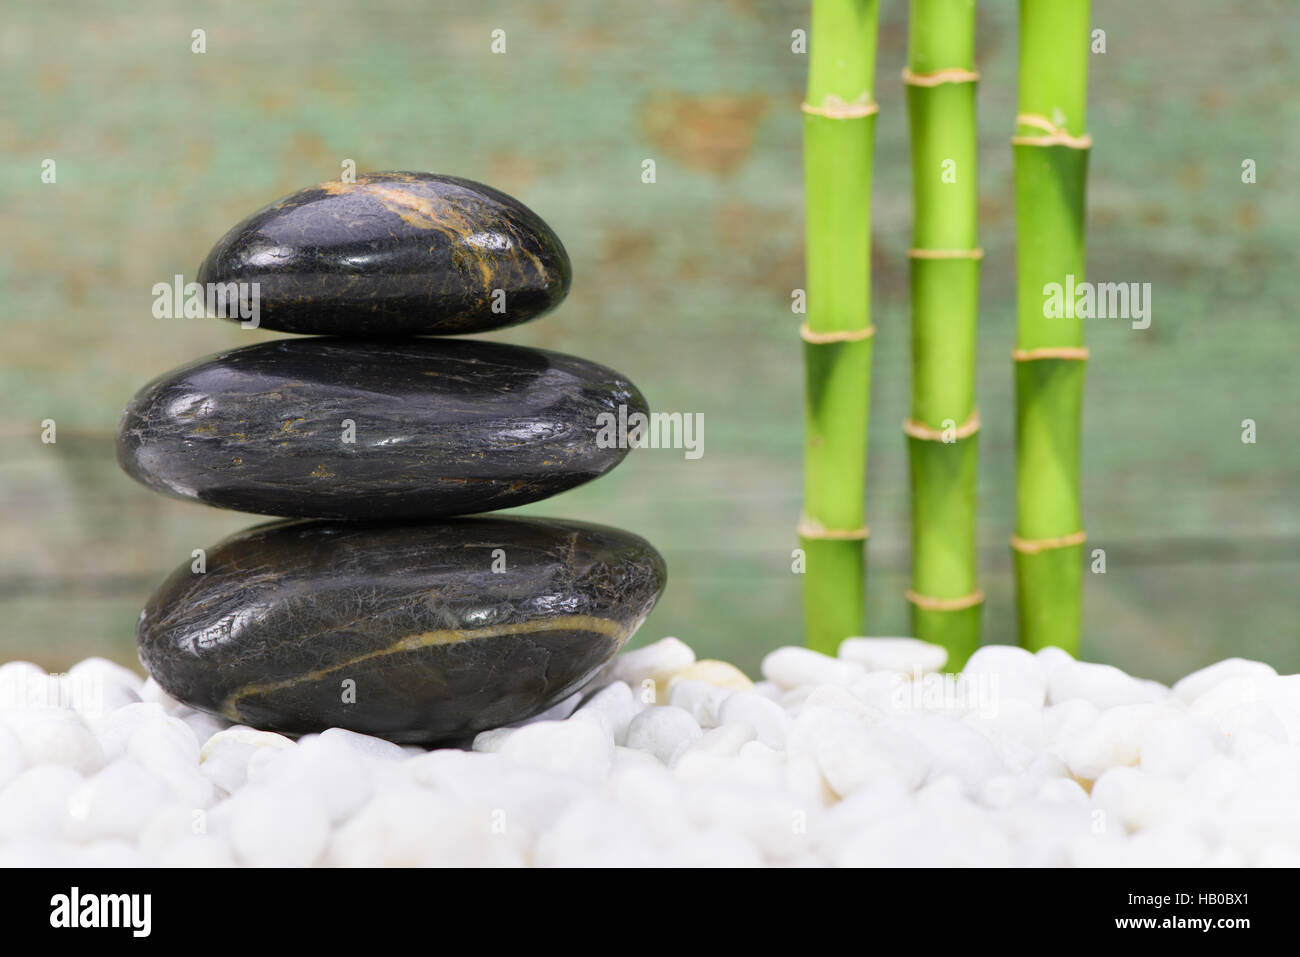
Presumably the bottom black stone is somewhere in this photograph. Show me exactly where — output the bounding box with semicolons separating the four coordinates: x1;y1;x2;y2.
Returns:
137;516;666;744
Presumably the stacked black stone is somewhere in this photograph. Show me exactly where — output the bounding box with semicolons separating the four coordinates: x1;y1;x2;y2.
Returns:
116;173;665;745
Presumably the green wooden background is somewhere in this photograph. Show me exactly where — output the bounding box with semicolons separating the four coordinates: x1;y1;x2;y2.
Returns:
1;1;1296;682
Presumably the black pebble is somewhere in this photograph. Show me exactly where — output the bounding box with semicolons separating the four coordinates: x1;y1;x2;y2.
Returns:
115;337;645;519
137;516;667;744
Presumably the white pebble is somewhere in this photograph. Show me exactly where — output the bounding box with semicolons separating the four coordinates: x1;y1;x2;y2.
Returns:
603;637;695;701
571;681;638;743
891;671;978;717
181;710;230;746
612;745;664;771
0;724;23;790
317;727;406;762
1091;766;1196;834
844;671;901;711
668;659;753;691
92;702;169;763
897;712;1006;794
127;714;204;801
666;827;763;867
0;644;1298;867
155;834;235;867
64;760;170;843
497;719;613;784
1063;704;1174;782
1037;777;1090;805
778;684;817;713
1048;658;1161;710
805;683;880;720
75;839;149;868
406;748;585;838
730;746;788;792
761;647;863;690
606;765;691;844
1139;712;1218;777
962;699;1049;759
0;765;83;839
785;750;835;808
138;677;186;712
199;726;296;795
1036;644;1075;673
1173;658;1277;703
788;707;926;797
67;657;143;689
1042;699;1101;754
0;661;48;709
839;637;948;675
230;787;330;866
250;733;372;823
0;838;75;868
66;657;145;722
718;690;789;749
962;644;1047;708
332;788;524;867
684;782;809;861
836;802;1013;867
5;708;104;774
680;723;756;759
471;727;513;753
668;678;731;729
625;706;703;765
534;797;661;867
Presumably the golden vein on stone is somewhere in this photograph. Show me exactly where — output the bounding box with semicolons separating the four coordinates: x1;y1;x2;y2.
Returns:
318;179;460;232
219;614;629;721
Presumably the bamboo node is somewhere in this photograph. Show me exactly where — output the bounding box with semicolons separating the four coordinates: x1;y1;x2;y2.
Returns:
1011;113;1092;149
797;515;870;541
800;323;876;344
905;588;986;612
1010;530;1087;554
901;67;980;87
801;95;879;119
907;247;984;260
903;409;980;442
1011;346;1090;362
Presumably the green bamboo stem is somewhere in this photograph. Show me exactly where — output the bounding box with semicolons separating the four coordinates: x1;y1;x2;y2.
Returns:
904;0;982;668
801;0;879;655
1013;0;1091;653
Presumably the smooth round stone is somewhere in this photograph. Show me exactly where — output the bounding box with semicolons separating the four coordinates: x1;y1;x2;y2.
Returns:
115;337;645;519
196;172;571;336
136;517;666;745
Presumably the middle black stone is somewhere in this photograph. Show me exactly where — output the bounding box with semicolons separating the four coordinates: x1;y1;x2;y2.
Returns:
115;337;645;520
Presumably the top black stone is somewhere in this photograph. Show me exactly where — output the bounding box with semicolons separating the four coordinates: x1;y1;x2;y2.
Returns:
196;172;572;336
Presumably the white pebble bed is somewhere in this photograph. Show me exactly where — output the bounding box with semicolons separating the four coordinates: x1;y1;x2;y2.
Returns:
2;638;1299;866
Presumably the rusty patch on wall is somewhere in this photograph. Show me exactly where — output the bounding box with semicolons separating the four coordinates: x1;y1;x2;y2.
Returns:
640;92;769;177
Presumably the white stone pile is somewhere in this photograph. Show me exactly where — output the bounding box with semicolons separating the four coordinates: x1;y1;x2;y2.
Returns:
2;637;1299;866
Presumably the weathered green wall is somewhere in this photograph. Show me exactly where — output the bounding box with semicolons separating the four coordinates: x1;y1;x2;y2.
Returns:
1;1;1296;681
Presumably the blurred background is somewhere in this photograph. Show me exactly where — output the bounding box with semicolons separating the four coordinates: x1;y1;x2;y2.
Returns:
1;0;1296;682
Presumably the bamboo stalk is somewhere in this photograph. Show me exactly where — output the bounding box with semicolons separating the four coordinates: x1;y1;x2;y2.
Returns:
800;0;879;655
904;0;982;667
1013;0;1091;653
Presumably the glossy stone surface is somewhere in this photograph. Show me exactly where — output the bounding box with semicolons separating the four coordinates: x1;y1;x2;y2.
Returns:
196;172;571;336
115;337;645;519
137;517;667;744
